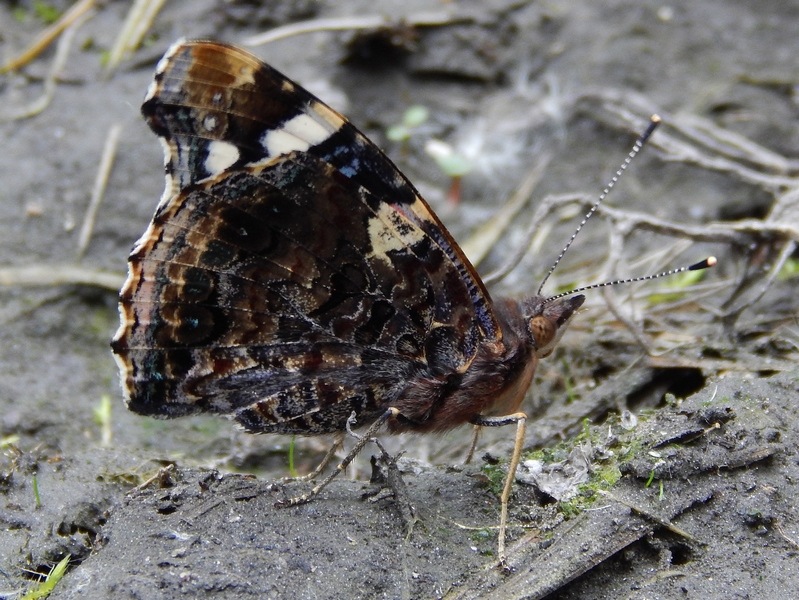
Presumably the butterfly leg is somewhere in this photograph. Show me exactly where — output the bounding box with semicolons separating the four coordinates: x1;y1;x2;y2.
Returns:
282;433;345;483
278;407;400;507
470;412;527;566
464;424;482;464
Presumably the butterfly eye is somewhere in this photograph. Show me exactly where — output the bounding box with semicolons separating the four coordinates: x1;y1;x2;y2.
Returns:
529;315;557;355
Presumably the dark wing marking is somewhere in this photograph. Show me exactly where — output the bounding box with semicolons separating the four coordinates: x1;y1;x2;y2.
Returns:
112;40;499;434
141;40;498;340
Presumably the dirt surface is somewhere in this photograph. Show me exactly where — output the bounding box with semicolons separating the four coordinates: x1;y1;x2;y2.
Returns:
1;1;797;598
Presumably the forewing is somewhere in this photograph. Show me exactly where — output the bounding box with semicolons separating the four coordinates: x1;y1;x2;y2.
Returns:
142;40;498;338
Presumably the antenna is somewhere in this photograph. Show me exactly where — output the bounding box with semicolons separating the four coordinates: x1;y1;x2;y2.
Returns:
536;114;662;296
544;256;717;303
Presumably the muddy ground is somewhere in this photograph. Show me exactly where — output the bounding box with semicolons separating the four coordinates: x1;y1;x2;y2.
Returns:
1;0;797;598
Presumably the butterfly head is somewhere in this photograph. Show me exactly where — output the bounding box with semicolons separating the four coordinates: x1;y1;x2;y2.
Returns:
523;294;585;359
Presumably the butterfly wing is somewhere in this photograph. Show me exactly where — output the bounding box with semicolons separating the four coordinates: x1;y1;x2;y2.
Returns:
112;41;501;434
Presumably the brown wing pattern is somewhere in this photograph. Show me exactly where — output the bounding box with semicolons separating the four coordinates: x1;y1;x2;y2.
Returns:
142;41;497;339
112;41;500;434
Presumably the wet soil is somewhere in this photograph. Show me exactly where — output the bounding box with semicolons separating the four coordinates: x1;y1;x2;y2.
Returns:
1;1;797;598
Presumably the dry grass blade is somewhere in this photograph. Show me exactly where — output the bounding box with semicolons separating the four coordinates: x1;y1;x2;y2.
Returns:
78;123;122;258
1;7;93;121
461;156;550;270
243;12;463;46
105;0;167;72
583;89;798;189
0;264;123;291
0;0;96;74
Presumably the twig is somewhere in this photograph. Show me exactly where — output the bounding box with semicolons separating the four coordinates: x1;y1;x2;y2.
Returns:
0;0;96;74
774;520;799;550
0;264;123;291
598;490;702;544
465;155;550;278
243;12;464;46
1;6;93;120
484;193;583;288
600;227;656;354
580;89;799;189
78;124;122;258
128;464;176;494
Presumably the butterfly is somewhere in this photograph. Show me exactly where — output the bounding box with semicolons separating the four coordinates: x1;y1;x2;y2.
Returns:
111;39;586;562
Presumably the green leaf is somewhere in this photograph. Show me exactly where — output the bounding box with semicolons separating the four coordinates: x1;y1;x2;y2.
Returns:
647;267;708;304
778;257;799;280
21;555;70;600
402;105;429;127
33;1;61;25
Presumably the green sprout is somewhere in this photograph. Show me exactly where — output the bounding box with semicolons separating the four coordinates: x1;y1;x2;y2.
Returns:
424;139;473;205
99;49;112;68
21;555;70;600
93;395;113;447
386;105;429;143
1;434;20;448
778;257;799;280
560;356;578;404
645;469;656;487
32;475;41;509
647;267;708;304
32;1;61;25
